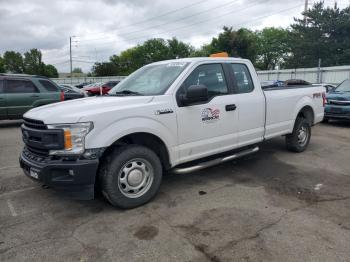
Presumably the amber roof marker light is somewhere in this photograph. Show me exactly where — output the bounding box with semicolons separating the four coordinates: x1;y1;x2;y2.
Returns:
210;52;229;58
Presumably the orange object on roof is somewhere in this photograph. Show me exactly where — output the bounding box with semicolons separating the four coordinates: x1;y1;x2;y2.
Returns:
210;52;229;58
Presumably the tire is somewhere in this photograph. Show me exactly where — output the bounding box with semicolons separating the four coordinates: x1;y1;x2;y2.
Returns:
99;145;162;209
322;117;329;123
286;117;311;153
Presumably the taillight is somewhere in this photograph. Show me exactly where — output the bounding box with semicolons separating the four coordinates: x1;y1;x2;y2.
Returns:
60;91;65;101
322;92;327;107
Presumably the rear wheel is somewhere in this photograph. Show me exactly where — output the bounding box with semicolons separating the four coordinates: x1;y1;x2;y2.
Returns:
99;145;162;209
286;117;311;153
322;117;329;123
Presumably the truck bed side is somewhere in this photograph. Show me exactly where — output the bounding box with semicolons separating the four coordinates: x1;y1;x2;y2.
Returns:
263;85;325;139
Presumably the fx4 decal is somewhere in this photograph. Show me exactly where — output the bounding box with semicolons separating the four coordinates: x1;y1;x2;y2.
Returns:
201;108;220;123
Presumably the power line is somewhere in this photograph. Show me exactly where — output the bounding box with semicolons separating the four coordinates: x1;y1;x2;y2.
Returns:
78;0;240;42
77;0;268;48
77;0;211;41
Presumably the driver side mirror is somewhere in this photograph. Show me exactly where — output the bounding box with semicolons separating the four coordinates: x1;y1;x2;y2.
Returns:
180;85;208;106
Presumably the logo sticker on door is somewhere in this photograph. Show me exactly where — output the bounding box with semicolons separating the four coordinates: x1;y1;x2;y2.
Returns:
201;108;220;123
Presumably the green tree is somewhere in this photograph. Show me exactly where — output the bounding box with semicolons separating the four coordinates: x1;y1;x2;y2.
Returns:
23;48;45;75
0;56;5;73
286;2;350;68
210;27;259;63
167;37;194;59
92;62;119;76
72;67;83;74
3;51;24;73
43;64;58;78
256;27;290;70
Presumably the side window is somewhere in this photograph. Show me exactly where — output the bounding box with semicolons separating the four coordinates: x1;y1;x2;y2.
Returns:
39;80;58;92
181;64;228;97
0;80;3;93
231;64;254;94
5;80;38;93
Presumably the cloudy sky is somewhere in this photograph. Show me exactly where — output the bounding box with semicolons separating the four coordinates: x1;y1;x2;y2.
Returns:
0;0;348;72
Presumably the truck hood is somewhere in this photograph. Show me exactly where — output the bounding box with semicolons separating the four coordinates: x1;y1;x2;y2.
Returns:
327;91;350;101
24;96;154;124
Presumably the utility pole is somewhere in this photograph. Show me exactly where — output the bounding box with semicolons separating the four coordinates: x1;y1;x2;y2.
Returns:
304;0;309;24
69;36;72;83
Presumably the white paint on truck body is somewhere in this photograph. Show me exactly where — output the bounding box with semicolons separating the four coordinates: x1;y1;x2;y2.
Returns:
24;57;325;167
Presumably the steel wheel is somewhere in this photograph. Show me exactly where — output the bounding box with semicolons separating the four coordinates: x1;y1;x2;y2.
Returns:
297;125;309;146
117;158;154;198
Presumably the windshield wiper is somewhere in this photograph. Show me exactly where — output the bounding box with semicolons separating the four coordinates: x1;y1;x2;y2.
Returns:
113;90;143;96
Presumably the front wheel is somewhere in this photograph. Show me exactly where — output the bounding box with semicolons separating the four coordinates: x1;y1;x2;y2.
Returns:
99;145;162;209
286;117;311;153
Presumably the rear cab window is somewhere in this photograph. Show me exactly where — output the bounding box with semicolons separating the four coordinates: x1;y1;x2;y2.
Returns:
5;79;39;93
231;64;254;94
39;79;59;92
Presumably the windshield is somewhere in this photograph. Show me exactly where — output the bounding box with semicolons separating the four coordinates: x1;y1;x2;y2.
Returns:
335;80;350;92
109;62;189;96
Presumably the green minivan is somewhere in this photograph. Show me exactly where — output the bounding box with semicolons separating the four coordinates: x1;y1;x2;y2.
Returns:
0;74;63;120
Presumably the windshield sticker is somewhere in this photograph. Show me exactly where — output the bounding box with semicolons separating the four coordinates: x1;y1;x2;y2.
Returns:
201;108;220;123
166;62;187;67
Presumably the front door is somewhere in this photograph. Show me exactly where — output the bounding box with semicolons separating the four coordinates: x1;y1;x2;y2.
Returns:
176;63;239;163
5;79;40;119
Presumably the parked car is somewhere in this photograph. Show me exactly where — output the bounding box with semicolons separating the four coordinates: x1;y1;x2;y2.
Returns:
20;57;325;208
0;74;64;120
82;81;120;96
324;79;350;122
75;82;92;89
59;84;87;100
261;80;284;89
313;83;336;93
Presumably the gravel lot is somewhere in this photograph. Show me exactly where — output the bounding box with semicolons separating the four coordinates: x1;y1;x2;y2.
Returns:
0;120;350;262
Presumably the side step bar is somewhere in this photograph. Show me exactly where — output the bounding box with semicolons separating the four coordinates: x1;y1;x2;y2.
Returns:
173;146;259;174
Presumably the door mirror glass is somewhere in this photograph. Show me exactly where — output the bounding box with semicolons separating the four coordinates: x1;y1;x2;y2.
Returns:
180;84;208;105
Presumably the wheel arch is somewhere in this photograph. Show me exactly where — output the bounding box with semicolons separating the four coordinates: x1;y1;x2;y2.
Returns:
101;132;172;171
296;105;315;126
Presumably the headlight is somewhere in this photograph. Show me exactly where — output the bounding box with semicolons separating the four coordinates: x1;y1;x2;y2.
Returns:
47;122;93;155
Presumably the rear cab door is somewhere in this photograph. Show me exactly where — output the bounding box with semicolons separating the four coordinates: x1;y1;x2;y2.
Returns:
5;78;40;119
226;61;265;147
0;79;6;119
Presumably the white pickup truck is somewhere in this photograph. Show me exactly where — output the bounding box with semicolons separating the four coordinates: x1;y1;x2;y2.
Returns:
20;57;325;208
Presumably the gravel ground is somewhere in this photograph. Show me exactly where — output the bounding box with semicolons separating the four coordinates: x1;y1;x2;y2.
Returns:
0;120;349;262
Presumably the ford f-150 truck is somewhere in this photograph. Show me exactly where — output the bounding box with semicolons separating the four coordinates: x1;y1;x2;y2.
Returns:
19;57;325;208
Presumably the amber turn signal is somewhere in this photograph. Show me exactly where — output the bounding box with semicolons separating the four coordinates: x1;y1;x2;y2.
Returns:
64;130;72;150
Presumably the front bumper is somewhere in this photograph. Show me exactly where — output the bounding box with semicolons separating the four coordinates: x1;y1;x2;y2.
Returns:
324;112;350;120
325;105;350;120
19;148;99;200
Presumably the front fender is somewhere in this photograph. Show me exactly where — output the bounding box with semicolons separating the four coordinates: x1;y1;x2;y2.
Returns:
85;117;178;165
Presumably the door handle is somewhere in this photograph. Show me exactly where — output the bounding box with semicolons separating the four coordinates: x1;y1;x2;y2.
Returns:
225;104;237;111
31;95;39;98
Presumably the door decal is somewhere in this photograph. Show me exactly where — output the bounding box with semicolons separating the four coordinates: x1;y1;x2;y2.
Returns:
201;108;220;123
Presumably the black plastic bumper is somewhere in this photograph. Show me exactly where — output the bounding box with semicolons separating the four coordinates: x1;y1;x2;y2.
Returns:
324;113;350;120
19;150;99;200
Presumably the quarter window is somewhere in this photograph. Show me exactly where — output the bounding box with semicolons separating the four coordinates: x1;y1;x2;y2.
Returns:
181;64;228;97
5;80;38;93
39;80;58;92
0;80;3;93
231;64;254;93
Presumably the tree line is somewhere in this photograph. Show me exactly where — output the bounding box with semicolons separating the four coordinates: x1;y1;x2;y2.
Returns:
92;2;350;76
0;48;58;77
